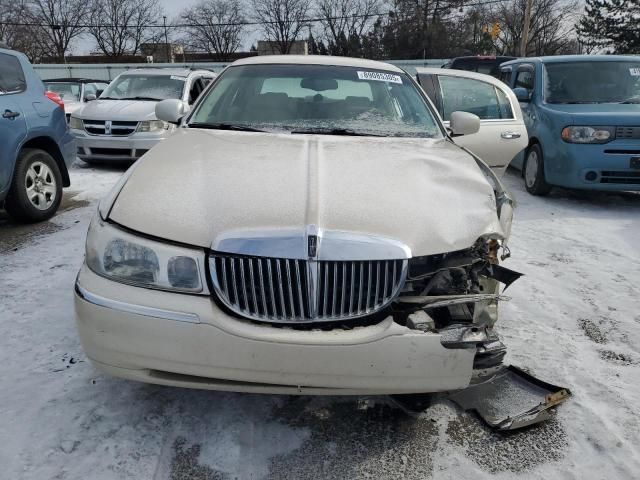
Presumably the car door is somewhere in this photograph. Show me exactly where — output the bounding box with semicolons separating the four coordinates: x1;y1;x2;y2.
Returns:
0;51;28;198
417;69;528;175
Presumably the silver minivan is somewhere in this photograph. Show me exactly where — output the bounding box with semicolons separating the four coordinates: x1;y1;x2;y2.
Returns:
69;68;215;163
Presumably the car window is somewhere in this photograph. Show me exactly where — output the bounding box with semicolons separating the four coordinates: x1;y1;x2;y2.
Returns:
499;69;512;85
101;74;185;100
438;75;513;120
84;83;97;97
515;68;534;91
190;64;442;138
0;53;27;94
43;82;81;101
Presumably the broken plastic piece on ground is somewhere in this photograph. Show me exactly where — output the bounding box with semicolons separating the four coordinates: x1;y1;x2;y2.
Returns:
447;365;571;431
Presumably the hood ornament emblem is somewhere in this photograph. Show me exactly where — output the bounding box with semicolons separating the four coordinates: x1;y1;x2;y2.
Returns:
307;234;318;259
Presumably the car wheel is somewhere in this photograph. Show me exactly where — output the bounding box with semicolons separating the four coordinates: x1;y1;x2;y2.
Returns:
5;148;63;223
523;144;552;196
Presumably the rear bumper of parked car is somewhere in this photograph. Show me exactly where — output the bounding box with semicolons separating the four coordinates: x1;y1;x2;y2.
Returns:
71;129;168;162
74;264;475;395
545;140;640;190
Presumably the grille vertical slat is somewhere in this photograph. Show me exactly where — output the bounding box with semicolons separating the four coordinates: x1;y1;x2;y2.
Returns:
295;260;305;319
257;259;268;317
285;260;296;318
211;254;406;324
275;260;287;319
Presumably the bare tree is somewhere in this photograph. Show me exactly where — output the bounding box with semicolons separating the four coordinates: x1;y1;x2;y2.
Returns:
87;0;163;57
316;0;382;56
181;0;246;61
28;0;92;62
490;0;578;56
0;0;49;61
251;0;310;54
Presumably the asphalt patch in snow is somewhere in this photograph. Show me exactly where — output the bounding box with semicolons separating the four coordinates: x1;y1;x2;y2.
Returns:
169;437;226;480
445;412;567;473
268;397;438;479
578;318;608;344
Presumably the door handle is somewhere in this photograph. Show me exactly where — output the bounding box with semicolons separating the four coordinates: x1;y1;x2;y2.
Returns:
501;131;521;139
2;110;20;119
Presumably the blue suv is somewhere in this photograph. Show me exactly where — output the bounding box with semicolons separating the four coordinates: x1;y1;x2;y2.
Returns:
500;55;640;195
0;47;75;222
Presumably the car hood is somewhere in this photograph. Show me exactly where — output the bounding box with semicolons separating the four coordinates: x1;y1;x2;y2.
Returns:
108;129;505;256
544;103;640;125
63;101;83;115
76;99;158;121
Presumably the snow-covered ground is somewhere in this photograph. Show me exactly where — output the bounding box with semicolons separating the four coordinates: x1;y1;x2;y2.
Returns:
0;161;638;479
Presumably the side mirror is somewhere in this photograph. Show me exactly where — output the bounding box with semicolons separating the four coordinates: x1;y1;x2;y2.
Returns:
156;99;189;124
84;94;97;101
449;111;480;136
513;87;531;102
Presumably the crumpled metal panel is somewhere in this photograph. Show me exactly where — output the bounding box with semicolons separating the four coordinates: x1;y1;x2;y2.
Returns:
448;365;571;430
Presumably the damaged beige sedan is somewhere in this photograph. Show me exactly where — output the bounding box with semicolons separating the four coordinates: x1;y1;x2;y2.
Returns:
75;56;569;429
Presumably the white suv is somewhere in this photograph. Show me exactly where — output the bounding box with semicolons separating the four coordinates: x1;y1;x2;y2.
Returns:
69;68;215;163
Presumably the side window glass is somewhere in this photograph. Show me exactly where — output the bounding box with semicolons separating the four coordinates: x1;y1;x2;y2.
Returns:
496;88;514;118
438;75;507;120
84;83;97;98
189;78;203;104
515;69;534;91
499;69;512;85
0;53;26;94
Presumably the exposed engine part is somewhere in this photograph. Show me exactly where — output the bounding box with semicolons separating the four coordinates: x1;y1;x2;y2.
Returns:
474;339;507;369
393;238;522;328
406;310;436;331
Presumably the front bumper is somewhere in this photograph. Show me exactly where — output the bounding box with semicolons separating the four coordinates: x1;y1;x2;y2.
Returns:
71;129;168;162
545;140;640;190
74;264;475;395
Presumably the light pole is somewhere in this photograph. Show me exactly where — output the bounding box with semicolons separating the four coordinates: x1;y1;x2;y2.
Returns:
520;0;533;57
163;15;170;63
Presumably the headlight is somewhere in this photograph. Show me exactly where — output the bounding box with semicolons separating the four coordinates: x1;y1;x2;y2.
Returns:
69;116;83;130
561;126;614;144
137;120;168;132
86;216;206;293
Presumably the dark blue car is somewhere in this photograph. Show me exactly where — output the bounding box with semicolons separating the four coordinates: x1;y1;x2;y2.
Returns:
0;47;75;222
500;55;640;195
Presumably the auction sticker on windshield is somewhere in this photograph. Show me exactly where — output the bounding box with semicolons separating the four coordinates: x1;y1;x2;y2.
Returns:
630;68;640;76
357;71;403;84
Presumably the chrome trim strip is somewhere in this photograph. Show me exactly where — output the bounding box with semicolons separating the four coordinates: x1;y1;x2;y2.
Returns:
75;283;200;324
212;228;412;261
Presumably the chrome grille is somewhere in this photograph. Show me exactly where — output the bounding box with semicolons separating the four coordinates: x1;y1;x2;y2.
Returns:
210;254;407;323
84;120;138;136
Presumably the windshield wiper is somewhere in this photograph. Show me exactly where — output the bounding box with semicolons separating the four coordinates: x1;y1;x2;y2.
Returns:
119;96;164;101
188;122;265;132
98;96;118;100
290;127;383;137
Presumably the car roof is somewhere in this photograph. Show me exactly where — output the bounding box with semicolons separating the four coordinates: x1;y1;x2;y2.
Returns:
501;54;640;68
43;78;107;83
231;55;404;73
415;67;508;87
117;68;215;77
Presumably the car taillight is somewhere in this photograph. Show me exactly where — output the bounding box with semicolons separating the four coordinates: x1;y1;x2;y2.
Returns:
45;91;64;109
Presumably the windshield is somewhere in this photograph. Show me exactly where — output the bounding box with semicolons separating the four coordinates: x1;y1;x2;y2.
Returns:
545;61;640;104
100;74;185;101
189;64;442;138
44;82;81;102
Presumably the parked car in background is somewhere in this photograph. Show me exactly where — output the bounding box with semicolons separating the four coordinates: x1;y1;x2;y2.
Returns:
416;67;527;174
75;55;519;398
69;68;216;163
500;55;640;195
43;78;110;121
0;47;75;222
443;56;517;78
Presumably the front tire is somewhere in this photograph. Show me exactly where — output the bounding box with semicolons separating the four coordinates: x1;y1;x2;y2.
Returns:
5;148;63;223
523;144;552;196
